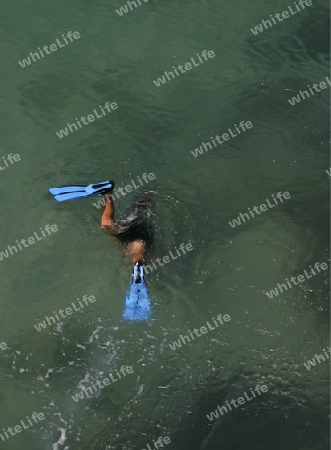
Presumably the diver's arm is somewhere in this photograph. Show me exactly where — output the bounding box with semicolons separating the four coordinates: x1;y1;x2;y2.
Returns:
101;193;119;236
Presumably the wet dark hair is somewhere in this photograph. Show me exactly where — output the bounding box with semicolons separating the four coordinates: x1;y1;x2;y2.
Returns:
115;219;154;250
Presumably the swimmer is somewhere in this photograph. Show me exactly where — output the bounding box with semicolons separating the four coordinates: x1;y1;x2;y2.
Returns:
101;188;154;265
101;186;154;321
48;179;153;321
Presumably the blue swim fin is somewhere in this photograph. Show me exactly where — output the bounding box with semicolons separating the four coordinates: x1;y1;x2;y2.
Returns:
49;181;114;202
123;262;151;321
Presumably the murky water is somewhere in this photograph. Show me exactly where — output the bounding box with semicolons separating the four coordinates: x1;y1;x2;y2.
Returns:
0;0;329;449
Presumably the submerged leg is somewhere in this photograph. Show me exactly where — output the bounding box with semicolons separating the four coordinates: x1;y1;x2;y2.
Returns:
128;239;146;265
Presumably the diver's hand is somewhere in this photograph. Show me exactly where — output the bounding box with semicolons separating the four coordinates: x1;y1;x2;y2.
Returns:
103;191;113;203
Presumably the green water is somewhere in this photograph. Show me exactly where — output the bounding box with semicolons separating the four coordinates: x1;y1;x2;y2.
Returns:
0;0;330;449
